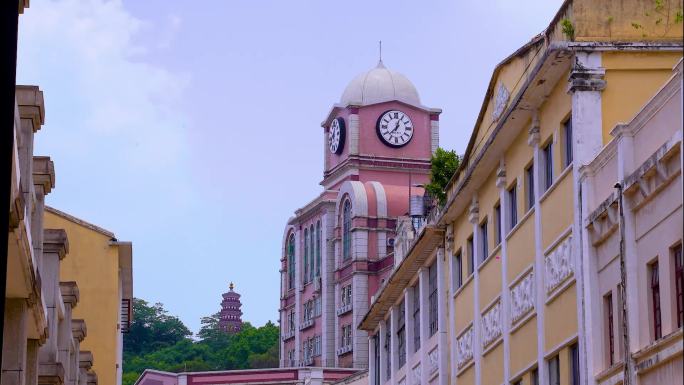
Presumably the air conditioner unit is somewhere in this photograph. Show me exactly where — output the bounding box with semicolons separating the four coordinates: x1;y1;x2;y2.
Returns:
387;238;395;247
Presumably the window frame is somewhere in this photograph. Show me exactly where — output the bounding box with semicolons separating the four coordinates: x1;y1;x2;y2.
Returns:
479;218;489;264
673;244;683;328
412;285;420;352
604;292;615;366
467;236;474;276
288;234;296;290
548;354;560;385
570;342;580;385
397;300;406;368
453;250;463;291
494;203;502;246
428;262;438;336
542;140;553;191
526;163;535;211
304;228;310;284
342;199;352;261
508;184;518;231
563;117;573;168
650;261;662;340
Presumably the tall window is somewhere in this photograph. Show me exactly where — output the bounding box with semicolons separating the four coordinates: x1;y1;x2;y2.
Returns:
343;200;352;261
651;261;662;340
570;342;580;385
428;262;438;336
309;224;315;282
605;292;615;366
564;117;573;167
467;236;474;276
341;325;352;348
508;184;518;230
304;228;310;284
494;203;502;245
480;219;489;264
288;310;295;333
453;251;463;290
397;300;406;368
341;285;352;307
413;285;420;352
673;244;683;328
385;327;391;378
548;354;560;385
288;234;296;290
543;141;553;191
526;164;535;211
316;221;322;277
373;334;380;385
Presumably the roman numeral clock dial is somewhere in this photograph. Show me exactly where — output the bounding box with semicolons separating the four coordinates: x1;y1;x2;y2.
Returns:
376;110;414;148
328;117;345;155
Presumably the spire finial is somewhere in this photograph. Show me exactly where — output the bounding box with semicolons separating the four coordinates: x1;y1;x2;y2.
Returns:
379;40;383;63
229;282;234;291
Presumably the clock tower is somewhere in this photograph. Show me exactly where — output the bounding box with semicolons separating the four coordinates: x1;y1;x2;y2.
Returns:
321;60;441;190
279;60;441;369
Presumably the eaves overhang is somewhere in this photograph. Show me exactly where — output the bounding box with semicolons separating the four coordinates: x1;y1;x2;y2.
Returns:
359;225;444;331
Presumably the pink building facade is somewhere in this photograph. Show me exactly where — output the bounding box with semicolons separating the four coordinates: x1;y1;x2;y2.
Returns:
279;61;441;369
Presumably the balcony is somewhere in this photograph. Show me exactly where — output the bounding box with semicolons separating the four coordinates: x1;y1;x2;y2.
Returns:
299;318;314;331
336;303;352;316
281;330;295;341
336;345;353;356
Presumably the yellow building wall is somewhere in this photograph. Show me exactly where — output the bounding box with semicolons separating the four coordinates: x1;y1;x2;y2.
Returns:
602;51;683;144
481;343;504;385
456;364;475;384
540;172;574;251
45;211;120;385
574;0;684;42
479;261;501;310
454;282;474;334
506;213;535;282
504;124;533;215
510;317;538;376
544;283;578;352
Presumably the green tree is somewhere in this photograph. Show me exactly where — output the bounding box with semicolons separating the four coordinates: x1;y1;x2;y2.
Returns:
123;298;192;356
425;148;461;206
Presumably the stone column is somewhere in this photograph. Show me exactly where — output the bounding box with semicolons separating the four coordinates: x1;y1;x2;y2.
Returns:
418;268;429;385
348;108;360;155
404;289;414;361
31;156;54;271
2;299;29;385
38;229;68;385
430;114;440;155
378;320;388;384
58;283;79;385
77;352;92;385
569;51;605;385
468;197;482;385
436;248;448;385
25;340;40;385
71;321;86;385
352;272;369;368
527;110;548;385
495;159;511;385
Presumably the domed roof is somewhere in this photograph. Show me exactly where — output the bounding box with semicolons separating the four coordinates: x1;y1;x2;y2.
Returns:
340;61;421;106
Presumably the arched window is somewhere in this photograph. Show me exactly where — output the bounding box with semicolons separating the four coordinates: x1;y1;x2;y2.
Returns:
304;228;310;284
343;199;352;261
315;221;321;276
287;234;296;290
309;224;315;282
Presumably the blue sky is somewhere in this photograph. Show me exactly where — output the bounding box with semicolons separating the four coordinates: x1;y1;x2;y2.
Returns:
17;0;562;334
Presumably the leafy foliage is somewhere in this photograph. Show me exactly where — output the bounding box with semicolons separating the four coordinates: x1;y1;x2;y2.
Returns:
123;298;279;385
425;148;461;206
561;18;575;41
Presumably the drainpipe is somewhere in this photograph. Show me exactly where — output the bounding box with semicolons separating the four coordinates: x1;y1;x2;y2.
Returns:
614;183;632;385
0;1;20;366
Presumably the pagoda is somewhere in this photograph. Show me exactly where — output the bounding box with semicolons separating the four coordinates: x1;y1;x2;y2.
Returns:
218;282;243;333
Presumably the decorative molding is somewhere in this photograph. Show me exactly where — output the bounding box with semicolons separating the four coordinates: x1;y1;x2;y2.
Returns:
468;198;479;225
527;112;540;147
481;300;502;349
456;326;474;369
568;65;606;93
544;236;573;295
492;82;510;122
510;271;535;325
495;164;507;189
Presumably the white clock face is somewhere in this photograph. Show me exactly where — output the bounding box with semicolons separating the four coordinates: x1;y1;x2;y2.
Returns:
328;118;345;154
376;110;414;147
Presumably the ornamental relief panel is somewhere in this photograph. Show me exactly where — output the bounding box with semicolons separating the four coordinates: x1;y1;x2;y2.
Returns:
481;300;502;348
456;326;473;370
510;271;535;325
428;348;439;373
545;236;573;295
411;365;421;385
